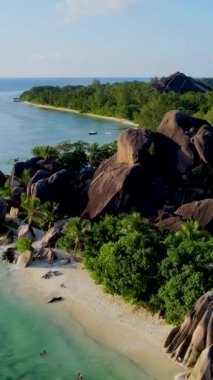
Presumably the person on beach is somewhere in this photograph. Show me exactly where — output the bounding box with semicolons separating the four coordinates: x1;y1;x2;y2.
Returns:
40;350;47;357
76;373;83;379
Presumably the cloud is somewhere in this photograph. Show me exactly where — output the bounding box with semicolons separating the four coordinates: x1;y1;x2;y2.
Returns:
56;0;139;21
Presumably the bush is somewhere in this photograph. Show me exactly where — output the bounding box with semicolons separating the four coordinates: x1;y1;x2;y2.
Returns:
95;230;166;302
0;176;11;198
16;237;32;254
83;214;166;304
159;222;213;323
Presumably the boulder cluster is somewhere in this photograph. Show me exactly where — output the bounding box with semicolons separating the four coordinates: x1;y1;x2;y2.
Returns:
83;110;213;232
9;157;75;212
165;291;213;380
1;109;213;234
0;109;213;378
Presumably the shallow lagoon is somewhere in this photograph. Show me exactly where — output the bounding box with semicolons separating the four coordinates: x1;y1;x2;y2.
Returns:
0;263;151;380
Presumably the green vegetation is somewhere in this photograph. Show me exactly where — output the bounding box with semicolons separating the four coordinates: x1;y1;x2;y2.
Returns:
31;140;117;172
16;236;32;254
20;169;31;187
0;176;11;197
200;78;213;89
159;221;213;323
20;193;58;229
56;214;213;324
21;81;213;130
56;217;91;256
31;145;58;161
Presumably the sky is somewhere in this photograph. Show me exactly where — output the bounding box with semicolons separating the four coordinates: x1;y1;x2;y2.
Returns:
0;0;212;77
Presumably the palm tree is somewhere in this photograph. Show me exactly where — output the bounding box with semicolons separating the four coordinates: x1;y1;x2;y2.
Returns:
62;217;91;257
20;169;31;187
20;193;51;229
43;201;59;229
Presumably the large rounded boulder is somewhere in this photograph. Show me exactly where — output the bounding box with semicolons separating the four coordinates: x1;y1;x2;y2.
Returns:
191;125;213;166
117;128;154;164
82;154;145;219
30;169;71;204
27;170;51;198
11;156;42;181
155;111;208;175
175;199;213;230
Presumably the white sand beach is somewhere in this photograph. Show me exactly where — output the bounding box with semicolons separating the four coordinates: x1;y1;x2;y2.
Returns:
23;101;139;127
9;258;183;380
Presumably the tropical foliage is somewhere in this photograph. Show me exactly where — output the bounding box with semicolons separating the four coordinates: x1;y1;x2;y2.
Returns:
20;81;213;130
56;217;91;256
0;176;10;197
20;193;58;229
56;214;213;324
159;221;213;323
16;236;32;254
31;140;117;173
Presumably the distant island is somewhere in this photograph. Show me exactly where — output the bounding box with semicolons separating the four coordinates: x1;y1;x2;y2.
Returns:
20;72;213;130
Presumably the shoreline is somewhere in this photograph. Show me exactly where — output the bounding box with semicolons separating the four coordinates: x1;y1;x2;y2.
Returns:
23;101;139;127
9;259;183;380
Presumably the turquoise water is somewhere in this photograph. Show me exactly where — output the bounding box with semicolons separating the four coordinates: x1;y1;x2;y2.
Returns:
0;78;153;380
0;77;148;174
0;263;151;380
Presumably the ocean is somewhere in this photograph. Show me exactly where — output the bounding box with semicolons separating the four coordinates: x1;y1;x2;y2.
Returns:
0;78;151;379
0;77;148;174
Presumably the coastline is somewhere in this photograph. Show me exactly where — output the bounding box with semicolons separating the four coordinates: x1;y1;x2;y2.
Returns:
23;101;139;127
9;259;183;380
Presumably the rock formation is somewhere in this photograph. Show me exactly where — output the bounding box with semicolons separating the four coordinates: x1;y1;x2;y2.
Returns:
0;170;6;187
41;220;66;248
117;128;154;164
191;125;213;166
0;199;7;223
153;72;212;94
175;199;213;229
165;291;213;379
16;250;34;268
82;128;152;219
30;169;71;204
155;110;208;176
5;109;213;226
11;156;42;180
82;111;213;220
18;224;34;241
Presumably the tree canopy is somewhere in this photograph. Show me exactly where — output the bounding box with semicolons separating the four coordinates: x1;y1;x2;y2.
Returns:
21;81;213;130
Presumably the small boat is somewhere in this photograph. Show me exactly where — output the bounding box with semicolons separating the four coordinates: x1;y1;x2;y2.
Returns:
13;98;21;102
88;131;97;135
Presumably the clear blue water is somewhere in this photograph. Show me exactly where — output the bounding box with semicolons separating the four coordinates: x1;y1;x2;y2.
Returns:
0;78;152;379
0;77;148;174
0;263;152;380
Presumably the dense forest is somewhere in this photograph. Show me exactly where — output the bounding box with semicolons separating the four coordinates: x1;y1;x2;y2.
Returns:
20;79;213;130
